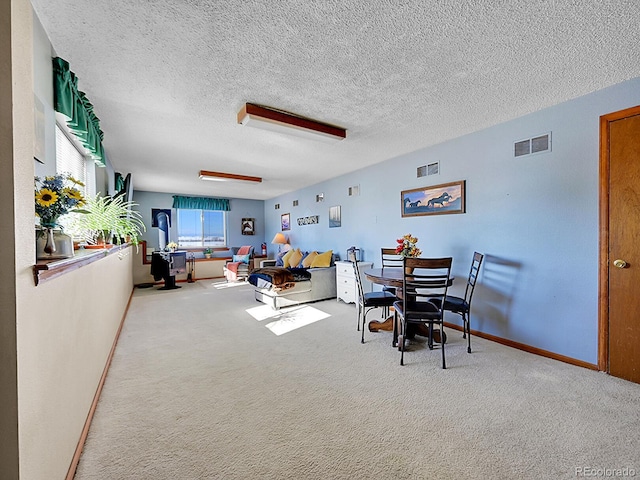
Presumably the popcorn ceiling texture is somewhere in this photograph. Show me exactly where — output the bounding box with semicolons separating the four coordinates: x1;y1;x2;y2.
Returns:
31;0;640;199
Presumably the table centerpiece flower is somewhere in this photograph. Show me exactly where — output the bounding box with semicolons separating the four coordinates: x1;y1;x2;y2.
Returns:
396;234;422;274
396;234;422;258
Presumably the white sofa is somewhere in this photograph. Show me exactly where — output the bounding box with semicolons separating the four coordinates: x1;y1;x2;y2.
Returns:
252;266;337;309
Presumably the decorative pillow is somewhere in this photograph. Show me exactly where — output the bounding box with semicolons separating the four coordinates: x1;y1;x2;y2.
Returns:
302;251;318;268
288;249;304;268
311;250;333;268
298;251;310;267
232;254;250;264
275;250;287;267
281;248;296;268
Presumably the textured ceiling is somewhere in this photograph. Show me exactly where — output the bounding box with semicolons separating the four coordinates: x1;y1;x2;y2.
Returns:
30;0;640;200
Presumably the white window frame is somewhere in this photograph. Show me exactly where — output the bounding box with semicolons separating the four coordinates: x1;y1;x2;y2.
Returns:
176;209;227;247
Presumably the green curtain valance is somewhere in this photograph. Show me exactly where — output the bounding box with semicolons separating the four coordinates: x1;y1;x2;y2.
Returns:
53;57;105;166
172;195;230;211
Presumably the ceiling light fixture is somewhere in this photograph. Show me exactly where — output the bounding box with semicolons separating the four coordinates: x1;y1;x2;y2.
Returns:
199;170;262;183
237;103;346;142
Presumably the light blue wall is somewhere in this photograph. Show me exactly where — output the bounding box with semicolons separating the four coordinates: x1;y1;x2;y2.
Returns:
133;190;266;252
264;77;640;364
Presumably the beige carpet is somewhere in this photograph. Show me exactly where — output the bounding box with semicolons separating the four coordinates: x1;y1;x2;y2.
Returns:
75;280;640;479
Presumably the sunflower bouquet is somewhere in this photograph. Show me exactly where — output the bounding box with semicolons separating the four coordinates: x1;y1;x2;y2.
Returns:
395;234;422;258
35;173;86;228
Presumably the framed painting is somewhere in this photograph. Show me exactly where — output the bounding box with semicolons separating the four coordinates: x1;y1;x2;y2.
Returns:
242;218;255;235
34;94;46;163
329;205;341;228
281;213;291;231
401;180;465;217
151;208;172;227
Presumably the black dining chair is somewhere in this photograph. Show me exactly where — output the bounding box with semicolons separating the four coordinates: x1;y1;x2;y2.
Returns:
380;248;402;314
441;252;484;354
394;257;452;368
352;259;396;343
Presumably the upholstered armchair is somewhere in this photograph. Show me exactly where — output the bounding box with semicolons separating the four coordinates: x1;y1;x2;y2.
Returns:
223;246;255;281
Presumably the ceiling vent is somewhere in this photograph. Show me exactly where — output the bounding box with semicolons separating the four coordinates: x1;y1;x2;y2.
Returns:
348;185;360;196
515;132;551;157
417;161;439;177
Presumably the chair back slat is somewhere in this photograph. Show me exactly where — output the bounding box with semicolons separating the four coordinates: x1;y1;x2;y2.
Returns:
352;258;365;306
463;252;484;304
381;248;403;268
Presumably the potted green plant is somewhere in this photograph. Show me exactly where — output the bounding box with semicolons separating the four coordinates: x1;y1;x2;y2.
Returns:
203;247;212;259
72;193;146;248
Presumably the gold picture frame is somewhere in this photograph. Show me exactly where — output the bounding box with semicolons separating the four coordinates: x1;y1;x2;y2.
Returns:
401;180;465;217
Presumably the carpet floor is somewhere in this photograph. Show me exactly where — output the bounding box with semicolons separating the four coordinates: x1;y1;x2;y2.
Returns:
74;280;640;479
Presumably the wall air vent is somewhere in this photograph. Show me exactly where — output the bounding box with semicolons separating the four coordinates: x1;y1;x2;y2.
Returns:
275;203;280;210
417;161;439;177
531;134;550;154
348;185;360;196
515;139;530;157
515;132;551;157
316;193;324;203
293;200;299;207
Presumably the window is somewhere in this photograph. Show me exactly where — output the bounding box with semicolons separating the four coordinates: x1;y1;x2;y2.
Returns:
55;123;95;235
56;124;87;193
177;209;226;247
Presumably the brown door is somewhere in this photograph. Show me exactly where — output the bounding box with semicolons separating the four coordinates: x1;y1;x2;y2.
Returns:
600;105;640;383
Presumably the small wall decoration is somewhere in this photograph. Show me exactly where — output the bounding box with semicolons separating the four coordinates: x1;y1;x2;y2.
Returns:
401;180;465;217
281;213;291;231
329;205;341;228
297;215;319;226
34;94;46;163
151;208;172;227
242;218;255;235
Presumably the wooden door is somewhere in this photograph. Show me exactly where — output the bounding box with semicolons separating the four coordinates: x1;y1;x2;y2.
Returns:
600;105;640;383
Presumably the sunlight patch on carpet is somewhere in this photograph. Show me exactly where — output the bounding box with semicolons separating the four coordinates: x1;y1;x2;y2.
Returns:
246;304;331;335
212;280;248;289
246;304;282;321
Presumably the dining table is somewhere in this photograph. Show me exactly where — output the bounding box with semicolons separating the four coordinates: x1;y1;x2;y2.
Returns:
363;267;453;345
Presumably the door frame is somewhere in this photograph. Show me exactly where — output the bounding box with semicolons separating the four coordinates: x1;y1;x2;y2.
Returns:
598;105;640;371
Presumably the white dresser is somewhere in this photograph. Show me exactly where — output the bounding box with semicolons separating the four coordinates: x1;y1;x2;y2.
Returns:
335;261;373;304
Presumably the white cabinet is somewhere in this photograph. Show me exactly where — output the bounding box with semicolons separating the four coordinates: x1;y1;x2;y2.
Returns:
335;261;373;304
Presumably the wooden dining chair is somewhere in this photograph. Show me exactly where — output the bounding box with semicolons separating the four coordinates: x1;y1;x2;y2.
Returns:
381;248;403;268
352;259;396;343
440;252;483;353
394;257;452;368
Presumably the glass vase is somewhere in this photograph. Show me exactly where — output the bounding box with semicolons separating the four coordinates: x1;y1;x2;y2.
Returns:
36;228;74;260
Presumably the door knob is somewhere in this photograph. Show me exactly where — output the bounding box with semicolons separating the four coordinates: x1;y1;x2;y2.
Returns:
613;259;627;269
